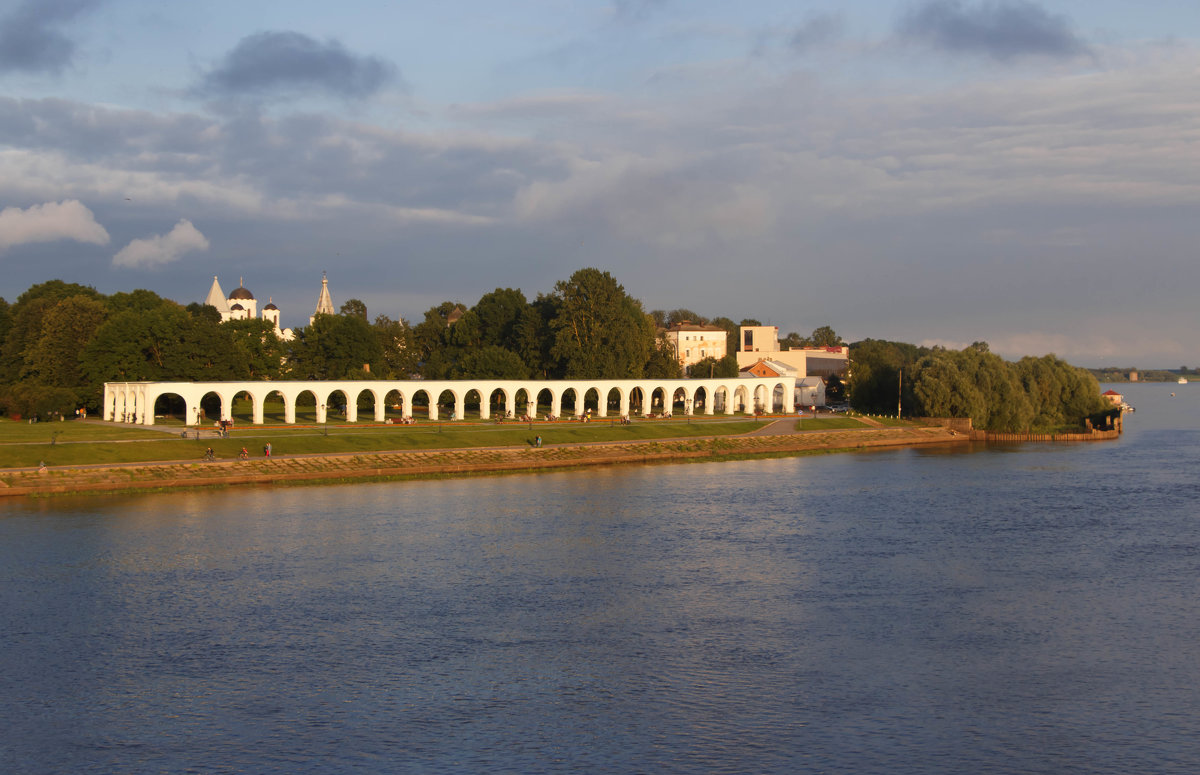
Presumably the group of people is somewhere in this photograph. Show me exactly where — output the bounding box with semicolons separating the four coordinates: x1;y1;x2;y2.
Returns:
203;442;270;461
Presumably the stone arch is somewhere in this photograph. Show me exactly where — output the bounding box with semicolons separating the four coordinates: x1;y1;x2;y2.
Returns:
629;386;645;415
294;389;319;424
732;384;750;414
351;386;378;423
229;389;256;425
691;385;709;415
514;387;533;418
560;387;579;417
605;386;624;418
464;387;486;420
437;388;459;420
198;389;226;425
535;387;554;419
321;388;351;423
672;387;689;414
411;387;436;420
262;389;287;423
772;382;787;413
152;391;189;424
583;387;601;417
384;388;407;421
488;387;511;419
650;386;668;415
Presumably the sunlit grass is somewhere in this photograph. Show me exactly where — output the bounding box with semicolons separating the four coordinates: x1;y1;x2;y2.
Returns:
793;416;872;431
0;416;764;469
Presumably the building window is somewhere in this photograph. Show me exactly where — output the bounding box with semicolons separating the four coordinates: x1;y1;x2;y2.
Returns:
744;330;753;349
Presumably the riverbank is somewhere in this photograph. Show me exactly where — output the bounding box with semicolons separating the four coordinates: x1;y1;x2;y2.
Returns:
1;424;964;498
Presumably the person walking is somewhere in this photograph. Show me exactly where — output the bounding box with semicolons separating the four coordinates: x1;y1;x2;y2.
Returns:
264;442;272;459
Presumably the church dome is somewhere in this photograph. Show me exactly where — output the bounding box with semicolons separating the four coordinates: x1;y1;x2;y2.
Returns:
230;286;254;300
263;302;278;311
230;303;245;311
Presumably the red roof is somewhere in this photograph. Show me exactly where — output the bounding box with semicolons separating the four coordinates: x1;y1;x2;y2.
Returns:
1102;389;1121;396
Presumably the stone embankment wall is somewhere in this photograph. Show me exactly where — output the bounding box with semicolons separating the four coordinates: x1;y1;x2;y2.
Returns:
917;415;1122;443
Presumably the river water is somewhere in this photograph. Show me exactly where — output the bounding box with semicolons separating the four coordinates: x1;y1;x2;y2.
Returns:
3;383;1199;774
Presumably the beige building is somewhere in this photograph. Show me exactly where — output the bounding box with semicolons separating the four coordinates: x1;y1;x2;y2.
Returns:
735;326;848;379
663;321;728;368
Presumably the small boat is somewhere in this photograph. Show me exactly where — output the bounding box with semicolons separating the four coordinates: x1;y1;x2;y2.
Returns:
1178;377;1189;384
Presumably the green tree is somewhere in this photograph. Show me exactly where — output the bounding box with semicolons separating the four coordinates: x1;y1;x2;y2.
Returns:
550;268;654;378
289;313;382;379
457;346;529;379
22;295;108;389
688;354;739;378
373;314;417;378
810;325;843;347
340;298;368;319
223;318;285;379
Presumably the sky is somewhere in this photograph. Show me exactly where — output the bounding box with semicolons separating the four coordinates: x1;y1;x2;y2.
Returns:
1;0;1198;368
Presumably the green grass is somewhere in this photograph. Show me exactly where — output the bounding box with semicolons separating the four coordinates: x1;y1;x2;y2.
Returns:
0;416;763;469
792;416;872;431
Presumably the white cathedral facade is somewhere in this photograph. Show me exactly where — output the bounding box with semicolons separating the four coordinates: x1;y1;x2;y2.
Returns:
203;273;337;341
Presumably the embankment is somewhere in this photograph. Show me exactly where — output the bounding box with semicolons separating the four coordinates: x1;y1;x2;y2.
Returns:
1;425;962;498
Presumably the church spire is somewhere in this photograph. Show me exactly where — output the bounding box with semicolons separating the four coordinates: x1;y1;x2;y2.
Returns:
204;275;231;316
311;271;335;324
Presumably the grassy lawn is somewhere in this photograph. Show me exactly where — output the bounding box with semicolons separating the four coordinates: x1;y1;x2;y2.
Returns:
871;416;922;427
793;416;873;431
0;419;177;443
0;416;763;469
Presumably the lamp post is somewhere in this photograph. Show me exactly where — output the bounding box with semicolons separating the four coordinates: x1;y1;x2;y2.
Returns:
321;404;328;436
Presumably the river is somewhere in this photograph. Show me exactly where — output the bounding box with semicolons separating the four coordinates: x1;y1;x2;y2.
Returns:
2;382;1198;773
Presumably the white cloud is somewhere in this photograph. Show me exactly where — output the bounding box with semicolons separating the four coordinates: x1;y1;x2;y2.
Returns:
0;199;110;251
112;219;210;268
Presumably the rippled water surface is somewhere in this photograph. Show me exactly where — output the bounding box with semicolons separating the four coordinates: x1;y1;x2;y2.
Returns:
3;383;1200;773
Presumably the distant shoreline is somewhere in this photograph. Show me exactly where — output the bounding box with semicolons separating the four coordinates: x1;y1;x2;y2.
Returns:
1;425;966;499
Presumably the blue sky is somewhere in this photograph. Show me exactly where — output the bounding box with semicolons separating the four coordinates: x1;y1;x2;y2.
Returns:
1;0;1198;367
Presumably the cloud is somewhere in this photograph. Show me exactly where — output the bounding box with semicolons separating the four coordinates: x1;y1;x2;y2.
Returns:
0;0;99;75
789;12;844;54
897;0;1089;61
112;219;209;268
194;31;399;100
612;0;668;23
0;199;109;251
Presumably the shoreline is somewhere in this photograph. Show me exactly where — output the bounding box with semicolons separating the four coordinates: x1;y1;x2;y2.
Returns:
1;425;966;499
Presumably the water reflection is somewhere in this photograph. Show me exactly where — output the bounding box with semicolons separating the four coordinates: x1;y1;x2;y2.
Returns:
3;389;1200;772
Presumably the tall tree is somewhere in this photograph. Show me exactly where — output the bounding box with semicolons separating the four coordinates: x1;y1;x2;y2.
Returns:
550;268;654;378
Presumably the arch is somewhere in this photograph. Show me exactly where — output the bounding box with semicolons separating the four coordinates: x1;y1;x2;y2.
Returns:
583;387;601;418
772;383;787;413
514;387;533;419
488;387;511;419
320;388;350;424
353;386;380;423
535;387;554;419
650;386;668;416
672;387;688;414
605;386;624;418
437;388;459;421
198;389;225;425
560;387;578;417
692;385;710;415
465;387;486;420
411;387;436;420
294;389;319;424
230;389;256;425
152;391;188;425
384;388;407;422
263;389;287;424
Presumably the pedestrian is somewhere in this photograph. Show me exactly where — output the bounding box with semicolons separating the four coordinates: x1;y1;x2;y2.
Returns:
264;442;272;458
535;435;542;448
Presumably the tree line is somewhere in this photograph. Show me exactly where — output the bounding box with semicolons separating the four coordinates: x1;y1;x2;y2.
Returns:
0;268;812;418
848;339;1112;432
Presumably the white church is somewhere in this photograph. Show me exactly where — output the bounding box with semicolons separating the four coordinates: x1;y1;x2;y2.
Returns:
203;273;337;341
